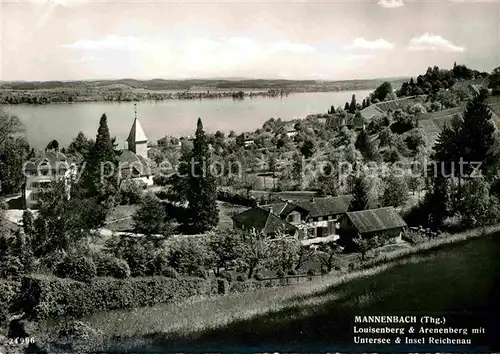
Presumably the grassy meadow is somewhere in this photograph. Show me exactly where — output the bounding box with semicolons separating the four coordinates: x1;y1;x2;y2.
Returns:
37;229;500;352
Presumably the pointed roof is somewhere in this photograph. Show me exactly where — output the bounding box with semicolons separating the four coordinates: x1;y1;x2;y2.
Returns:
231;206;297;235
127;118;148;143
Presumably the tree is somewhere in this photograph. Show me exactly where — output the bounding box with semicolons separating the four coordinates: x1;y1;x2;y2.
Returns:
239;231;269;278
425;173;451;230
291;153;303;189
379;126;394;148
22;209;35;238
300;139;315;159
355;129;379;161
315;162;340;197
78;114;119;202
315;242;344;273
175;118;219;233
46;140;59;151
380;175;409;208
133;192;172;236
0;111;23;147
455;177;492;228
167;237;213;277
372;82;393;102
353;236;379;261
68;131;94;158
32;180;106;258
349;94;357;114
208;229;243;276
349;177;369;211
460;90;496;174
489;66;500;93
0;137;29;196
344;102;350;111
266;235;301;275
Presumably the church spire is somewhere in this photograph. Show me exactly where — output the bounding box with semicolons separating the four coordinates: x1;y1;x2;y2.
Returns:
126;103;148;159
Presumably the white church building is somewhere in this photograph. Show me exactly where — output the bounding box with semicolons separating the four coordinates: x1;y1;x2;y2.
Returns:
118;106;154;188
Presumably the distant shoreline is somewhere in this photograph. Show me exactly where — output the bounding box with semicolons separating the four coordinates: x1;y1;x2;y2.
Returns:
0;87;378;105
0;78;407;105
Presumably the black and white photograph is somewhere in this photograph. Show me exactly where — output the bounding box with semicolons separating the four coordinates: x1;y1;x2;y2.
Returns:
0;0;499;352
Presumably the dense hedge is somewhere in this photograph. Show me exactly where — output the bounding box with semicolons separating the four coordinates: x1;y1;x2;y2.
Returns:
19;275;215;321
0;280;22;324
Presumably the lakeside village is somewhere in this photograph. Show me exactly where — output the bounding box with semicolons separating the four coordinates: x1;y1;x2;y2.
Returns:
0;63;500;350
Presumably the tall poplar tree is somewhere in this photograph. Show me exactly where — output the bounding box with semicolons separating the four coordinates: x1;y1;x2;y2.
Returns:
78;113;118;203
185;118;219;233
349;177;369;211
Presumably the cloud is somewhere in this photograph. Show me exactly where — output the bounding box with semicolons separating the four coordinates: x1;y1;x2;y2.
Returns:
61;35;162;51
346;38;394;50
407;33;465;52
377;0;405;8
268;40;317;54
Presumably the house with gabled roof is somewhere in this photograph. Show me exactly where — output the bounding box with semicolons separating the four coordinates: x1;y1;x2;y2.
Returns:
275;123;298;138
23;150;77;209
237;132;255;148
231;206;298;237
233;195;353;241
339;206;407;243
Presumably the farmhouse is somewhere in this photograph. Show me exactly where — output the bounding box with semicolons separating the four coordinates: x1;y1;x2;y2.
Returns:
237;132;255;148
276;124;298;138
231;206;298;237
23;150;77;209
339;207;407;242
234;195;352;240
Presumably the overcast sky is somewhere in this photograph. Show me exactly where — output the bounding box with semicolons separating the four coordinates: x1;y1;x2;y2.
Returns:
1;0;499;81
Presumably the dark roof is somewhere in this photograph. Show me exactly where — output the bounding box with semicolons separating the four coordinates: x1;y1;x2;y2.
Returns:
231;206;297;235
24;151;72;171
117;150;151;177
345;207;407;234
260;202;287;215
292;195;352;218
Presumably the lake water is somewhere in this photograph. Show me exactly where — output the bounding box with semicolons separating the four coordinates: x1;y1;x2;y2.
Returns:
5;90;372;149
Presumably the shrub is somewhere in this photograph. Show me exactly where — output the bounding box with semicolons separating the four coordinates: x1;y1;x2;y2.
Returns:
19;275;215;321
106;236;155;277
160;267;178;279
168;238;213;276
287;269;297;276
147;251;170;276
93;253;131;279
58;320;102;341
0;256;24;278
55;255;97;283
189;266;208;279
220;271;232;283
229;279;264;293
254;273;264;281
236;274;246;282
119;182;143;205
0;280;21;318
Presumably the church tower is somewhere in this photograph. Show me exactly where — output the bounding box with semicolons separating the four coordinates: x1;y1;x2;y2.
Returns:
126;103;148;159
